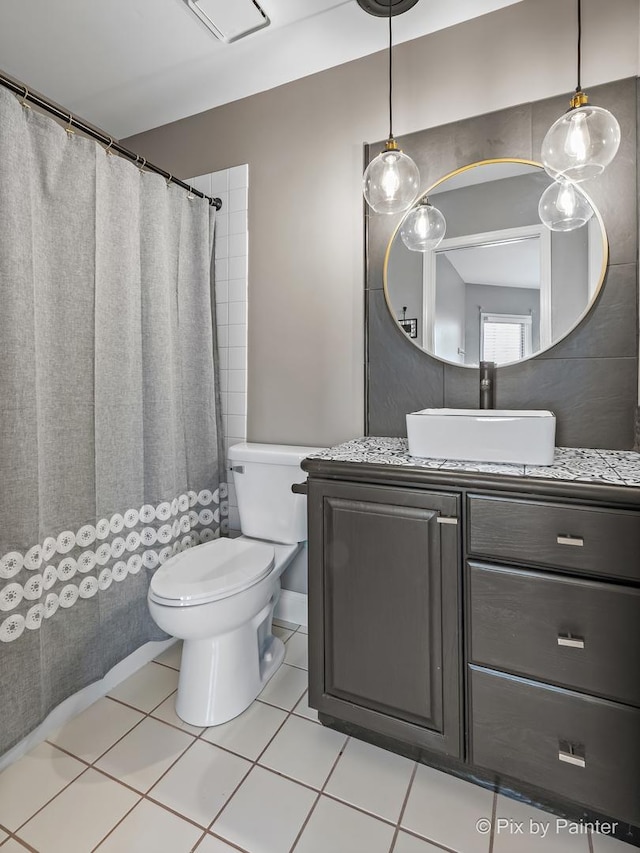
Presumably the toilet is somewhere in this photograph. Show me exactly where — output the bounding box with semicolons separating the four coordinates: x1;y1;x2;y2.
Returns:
147;443;323;727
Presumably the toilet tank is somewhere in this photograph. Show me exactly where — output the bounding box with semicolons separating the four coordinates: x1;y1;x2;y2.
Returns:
228;443;325;544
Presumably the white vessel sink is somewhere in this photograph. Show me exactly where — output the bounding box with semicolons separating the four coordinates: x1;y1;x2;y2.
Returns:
406;408;556;465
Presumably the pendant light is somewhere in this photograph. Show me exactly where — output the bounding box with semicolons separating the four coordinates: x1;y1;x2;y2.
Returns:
400;198;446;251
541;0;620;182
538;178;594;232
362;0;420;214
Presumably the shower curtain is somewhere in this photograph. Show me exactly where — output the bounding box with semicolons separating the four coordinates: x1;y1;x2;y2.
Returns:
0;87;224;755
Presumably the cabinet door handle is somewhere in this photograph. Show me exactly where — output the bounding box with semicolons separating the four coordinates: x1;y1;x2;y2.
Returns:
556;535;584;547
437;517;458;525
558;747;586;768
557;635;585;649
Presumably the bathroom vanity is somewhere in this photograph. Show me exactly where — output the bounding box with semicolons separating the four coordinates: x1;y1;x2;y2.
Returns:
303;438;640;839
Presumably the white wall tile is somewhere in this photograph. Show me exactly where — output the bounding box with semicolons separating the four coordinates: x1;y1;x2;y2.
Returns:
216;214;229;238
214;190;229;211
229;211;248;235
228;256;247;281
215;281;228;304
194;166;248;533
211;171;230;194
228;233;248;258
228;370;246;393
217;302;229;326
229;186;248;213
215;236;229;259
214;258;229;282
227;393;246;416
218;326;229;348
228;302;247;326
229;348;246;371
228;164;249;190
228;279;247;303
228;415;247;438
189;174;211;195
228;324;246;348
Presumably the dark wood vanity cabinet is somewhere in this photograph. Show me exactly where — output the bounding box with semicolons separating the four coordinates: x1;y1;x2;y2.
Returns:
307;479;462;756
304;460;640;836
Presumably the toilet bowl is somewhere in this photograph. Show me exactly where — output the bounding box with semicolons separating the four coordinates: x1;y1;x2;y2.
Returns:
147;442;323;727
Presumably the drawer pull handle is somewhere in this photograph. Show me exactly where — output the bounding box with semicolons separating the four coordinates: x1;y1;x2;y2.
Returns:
558;748;586;768
557;635;585;649
556;535;584;547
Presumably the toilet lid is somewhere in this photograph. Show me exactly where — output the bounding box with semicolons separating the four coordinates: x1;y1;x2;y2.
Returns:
149;538;275;605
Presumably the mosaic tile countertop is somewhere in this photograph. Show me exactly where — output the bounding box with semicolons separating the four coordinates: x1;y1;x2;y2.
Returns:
306;437;640;488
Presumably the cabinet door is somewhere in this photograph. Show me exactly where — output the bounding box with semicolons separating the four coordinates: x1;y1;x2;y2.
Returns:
308;480;461;757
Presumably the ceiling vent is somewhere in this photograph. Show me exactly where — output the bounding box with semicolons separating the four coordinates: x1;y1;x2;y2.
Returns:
184;0;270;43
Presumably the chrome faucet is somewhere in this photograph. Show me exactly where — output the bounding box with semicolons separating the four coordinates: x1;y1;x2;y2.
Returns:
479;361;496;409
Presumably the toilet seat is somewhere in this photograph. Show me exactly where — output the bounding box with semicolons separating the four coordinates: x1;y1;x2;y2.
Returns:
148;538;275;607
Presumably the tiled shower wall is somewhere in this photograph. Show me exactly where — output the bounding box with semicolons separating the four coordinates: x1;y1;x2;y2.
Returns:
189;165;249;533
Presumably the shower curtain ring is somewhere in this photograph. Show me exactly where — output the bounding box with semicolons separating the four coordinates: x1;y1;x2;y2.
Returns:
19;87;31;109
65;113;75;136
104;137;115;156
166;174;173;188
138;157;147;173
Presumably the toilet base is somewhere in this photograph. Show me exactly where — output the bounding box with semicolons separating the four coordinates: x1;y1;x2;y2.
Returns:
175;597;285;727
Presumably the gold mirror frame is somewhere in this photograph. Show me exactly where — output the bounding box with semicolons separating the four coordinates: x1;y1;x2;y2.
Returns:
383;158;609;368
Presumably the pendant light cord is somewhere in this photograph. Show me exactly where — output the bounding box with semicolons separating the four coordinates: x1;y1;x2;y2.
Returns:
576;0;582;93
388;0;394;140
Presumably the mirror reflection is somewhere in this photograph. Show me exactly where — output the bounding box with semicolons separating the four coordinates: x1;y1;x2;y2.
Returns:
385;161;607;367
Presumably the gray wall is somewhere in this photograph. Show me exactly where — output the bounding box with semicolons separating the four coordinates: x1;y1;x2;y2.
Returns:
434;172;548;237
387;238;424;344
435;257;466;363
464;284;540;364
124;0;640;448
366;77;638;449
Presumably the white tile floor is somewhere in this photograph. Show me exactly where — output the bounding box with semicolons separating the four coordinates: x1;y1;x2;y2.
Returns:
0;622;635;853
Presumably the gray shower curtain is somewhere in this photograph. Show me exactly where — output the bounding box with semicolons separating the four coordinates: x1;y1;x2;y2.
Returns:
0;87;224;755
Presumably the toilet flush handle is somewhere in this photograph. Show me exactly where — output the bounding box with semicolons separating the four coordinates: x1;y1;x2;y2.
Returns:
291;483;308;495
231;465;244;474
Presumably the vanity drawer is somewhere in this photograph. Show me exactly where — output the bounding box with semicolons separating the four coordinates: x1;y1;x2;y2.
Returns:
470;666;640;826
467;495;640;581
468;562;640;706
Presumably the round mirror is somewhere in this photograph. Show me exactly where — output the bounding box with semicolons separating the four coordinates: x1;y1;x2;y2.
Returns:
384;159;608;367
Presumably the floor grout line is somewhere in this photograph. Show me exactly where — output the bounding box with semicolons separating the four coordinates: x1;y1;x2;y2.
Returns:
287;734;351;853
4;629;586;853
201;672;306;842
12;764;94;836
488;789;498;853
390;760;419;852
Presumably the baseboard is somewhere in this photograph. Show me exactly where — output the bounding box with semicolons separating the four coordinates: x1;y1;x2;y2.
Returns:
274;589;308;627
0;637;177;773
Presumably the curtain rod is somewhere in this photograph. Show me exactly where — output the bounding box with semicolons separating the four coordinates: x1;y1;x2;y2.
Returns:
0;72;222;211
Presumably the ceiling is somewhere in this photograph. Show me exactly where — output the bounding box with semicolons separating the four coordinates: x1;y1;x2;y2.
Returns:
443;240;541;290
0;0;521;139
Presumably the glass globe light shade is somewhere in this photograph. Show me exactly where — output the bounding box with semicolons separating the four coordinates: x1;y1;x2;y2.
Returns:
541;104;621;182
400;202;446;251
363;146;420;215
538;179;594;232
